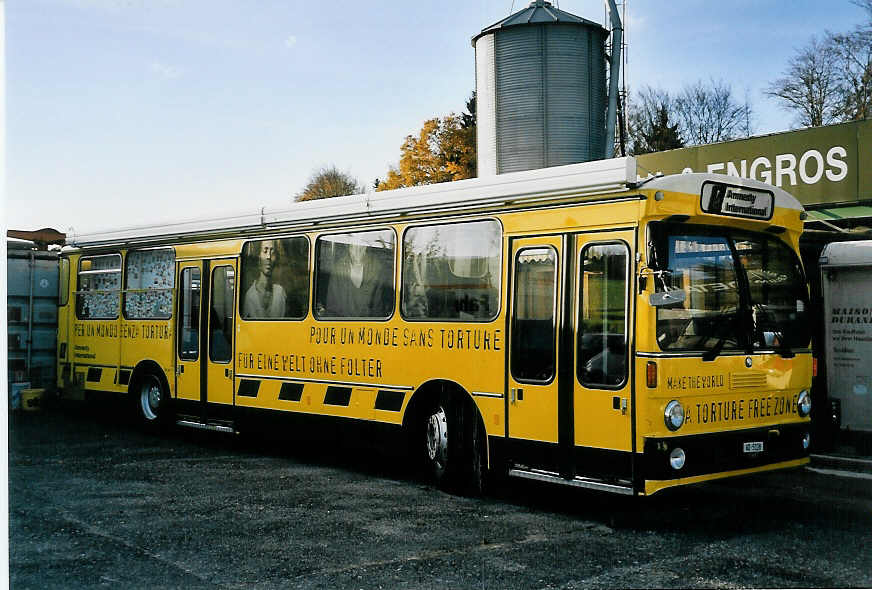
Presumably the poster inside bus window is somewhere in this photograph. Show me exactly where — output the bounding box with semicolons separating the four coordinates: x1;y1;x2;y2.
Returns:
700;181;774;220
125;249;174;319
77;254;121;319
241;237;309;320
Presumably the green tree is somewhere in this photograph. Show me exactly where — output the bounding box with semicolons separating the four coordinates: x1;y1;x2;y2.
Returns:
461;91;476;129
377;95;476;191
296;166;362;202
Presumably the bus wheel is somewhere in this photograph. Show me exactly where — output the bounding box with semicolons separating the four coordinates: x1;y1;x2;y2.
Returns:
423;394;485;495
137;373;167;425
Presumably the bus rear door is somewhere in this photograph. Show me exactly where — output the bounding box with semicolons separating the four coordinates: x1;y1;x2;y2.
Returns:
507;235;564;467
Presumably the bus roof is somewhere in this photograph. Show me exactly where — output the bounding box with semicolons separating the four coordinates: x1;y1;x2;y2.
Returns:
65;158;804;250
67;157;636;249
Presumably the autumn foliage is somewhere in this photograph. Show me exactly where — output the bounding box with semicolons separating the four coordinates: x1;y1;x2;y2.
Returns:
377;109;476;191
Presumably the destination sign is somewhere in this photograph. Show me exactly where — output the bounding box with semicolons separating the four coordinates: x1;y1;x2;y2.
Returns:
701;181;774;220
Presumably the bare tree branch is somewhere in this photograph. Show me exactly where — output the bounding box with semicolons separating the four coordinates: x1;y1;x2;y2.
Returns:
767;2;871;128
627;86;683;154
675;79;753;144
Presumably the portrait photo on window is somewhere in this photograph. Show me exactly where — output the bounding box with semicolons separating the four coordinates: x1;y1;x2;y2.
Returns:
240;237;309;320
315;229;395;320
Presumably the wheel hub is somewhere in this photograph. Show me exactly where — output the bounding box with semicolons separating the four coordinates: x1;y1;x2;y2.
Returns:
426;407;448;465
140;380;161;421
148;385;161;409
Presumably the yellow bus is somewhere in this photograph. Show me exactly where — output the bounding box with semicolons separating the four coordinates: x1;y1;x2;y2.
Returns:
57;157;813;496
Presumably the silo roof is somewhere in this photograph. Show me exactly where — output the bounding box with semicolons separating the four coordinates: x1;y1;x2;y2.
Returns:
472;0;606;45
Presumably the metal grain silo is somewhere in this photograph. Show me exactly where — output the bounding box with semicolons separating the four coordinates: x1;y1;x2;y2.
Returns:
473;0;609;177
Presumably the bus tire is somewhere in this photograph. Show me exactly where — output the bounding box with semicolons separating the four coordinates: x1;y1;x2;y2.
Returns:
463;408;486;496
135;372;170;427
423;392;486;495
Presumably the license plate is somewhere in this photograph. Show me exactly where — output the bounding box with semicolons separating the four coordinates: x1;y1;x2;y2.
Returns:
743;441;764;453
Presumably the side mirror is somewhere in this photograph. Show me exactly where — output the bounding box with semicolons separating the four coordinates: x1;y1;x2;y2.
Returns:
649;289;686;307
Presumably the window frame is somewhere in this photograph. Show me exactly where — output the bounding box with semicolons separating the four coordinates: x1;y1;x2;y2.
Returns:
576;240;631;390
59;257;70;307
75;253;123;320
399;217;503;323
238;234;311;322
208;264;235;365
650;222;811;353
313;227;397;322
122;247;176;321
510;245;559;385
177;266;202;363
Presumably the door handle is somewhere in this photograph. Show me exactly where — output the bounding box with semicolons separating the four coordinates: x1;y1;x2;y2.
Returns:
510;388;523;404
225;367;233;378
613;396;628;414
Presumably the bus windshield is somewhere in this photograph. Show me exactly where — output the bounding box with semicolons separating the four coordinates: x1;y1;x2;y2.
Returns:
651;223;810;353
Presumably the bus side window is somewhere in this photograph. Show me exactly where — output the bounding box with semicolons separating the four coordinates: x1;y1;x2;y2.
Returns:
59;258;70;307
240;236;309;320
401;220;501;321
76;254;122;320
314;229;395;320
124;249;175;320
578;243;629;388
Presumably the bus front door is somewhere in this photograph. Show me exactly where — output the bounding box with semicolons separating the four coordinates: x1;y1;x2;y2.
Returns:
507;236;564;462
175;258;237;423
573;232;635;480
175;261;202;406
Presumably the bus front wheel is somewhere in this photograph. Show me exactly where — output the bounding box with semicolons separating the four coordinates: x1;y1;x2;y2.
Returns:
136;373;168;426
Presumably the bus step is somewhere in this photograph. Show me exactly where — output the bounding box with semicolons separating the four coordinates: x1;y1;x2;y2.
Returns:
176;418;236;434
508;467;635;496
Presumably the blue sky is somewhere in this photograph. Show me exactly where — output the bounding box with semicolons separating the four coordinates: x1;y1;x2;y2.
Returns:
5;0;868;235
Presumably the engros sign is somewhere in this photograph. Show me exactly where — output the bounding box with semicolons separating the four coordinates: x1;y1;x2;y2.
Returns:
693;146;847;188
636;119;871;207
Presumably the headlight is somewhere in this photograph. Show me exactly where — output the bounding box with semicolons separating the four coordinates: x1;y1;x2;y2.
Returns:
664;400;685;431
797;389;811;417
802;432;811;450
669;448;686;470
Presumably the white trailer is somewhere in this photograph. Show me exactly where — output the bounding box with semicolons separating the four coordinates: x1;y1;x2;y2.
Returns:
820;240;872;434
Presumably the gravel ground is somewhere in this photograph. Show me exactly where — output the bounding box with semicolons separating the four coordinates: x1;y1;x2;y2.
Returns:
9;400;872;589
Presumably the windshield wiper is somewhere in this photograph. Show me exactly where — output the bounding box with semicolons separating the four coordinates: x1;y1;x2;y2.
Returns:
772;329;795;358
701;312;741;362
701;334;728;362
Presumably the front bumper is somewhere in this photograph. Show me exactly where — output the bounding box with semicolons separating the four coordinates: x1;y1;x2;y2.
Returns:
643;422;810;481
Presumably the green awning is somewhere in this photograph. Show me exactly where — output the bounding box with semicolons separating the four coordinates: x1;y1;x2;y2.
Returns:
806;206;872;221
